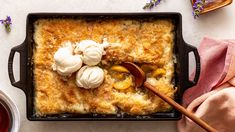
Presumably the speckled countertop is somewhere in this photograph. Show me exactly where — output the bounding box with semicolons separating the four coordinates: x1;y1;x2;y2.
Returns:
0;0;234;132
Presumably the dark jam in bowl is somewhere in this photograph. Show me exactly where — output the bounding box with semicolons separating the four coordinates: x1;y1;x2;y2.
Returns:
0;102;10;132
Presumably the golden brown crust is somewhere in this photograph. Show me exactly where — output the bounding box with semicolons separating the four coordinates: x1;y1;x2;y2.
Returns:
33;18;175;116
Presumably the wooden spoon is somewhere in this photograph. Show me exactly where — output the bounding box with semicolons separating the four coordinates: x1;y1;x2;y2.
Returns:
121;62;217;132
191;0;232;14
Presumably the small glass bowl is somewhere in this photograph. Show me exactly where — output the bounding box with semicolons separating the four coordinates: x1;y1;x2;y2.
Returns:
0;90;20;132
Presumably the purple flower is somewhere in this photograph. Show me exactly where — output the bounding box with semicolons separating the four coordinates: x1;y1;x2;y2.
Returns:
192;0;206;19
143;0;162;9
6;16;12;24
0;16;12;32
0;20;3;24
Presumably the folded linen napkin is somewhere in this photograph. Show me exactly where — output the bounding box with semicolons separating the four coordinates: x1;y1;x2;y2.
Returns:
177;37;235;132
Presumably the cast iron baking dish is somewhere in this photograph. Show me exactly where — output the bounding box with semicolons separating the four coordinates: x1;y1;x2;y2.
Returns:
8;13;200;121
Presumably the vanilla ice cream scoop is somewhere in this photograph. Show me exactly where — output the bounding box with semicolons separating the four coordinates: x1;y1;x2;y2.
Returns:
52;42;83;76
74;39;109;66
76;66;105;89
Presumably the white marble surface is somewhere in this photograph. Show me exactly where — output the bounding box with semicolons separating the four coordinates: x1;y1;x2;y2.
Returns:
0;0;235;132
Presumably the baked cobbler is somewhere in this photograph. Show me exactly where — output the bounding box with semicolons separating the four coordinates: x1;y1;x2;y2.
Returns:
33;18;176;116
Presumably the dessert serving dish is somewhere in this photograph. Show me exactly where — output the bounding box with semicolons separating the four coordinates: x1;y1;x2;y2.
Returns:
8;13;200;121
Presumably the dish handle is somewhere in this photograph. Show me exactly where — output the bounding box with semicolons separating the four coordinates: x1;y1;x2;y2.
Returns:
185;43;201;88
8;41;26;93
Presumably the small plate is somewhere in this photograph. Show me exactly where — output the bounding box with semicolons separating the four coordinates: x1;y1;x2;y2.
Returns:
191;0;233;14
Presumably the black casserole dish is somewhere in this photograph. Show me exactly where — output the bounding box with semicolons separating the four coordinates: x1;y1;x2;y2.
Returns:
8;13;200;121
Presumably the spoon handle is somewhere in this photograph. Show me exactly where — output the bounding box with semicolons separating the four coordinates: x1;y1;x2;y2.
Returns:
144;82;217;132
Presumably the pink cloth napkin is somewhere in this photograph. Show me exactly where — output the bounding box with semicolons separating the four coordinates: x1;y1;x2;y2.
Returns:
177;37;235;132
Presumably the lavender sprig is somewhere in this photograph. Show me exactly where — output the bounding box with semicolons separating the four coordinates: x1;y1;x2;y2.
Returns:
192;0;206;19
0;16;12;32
143;0;162;9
